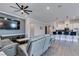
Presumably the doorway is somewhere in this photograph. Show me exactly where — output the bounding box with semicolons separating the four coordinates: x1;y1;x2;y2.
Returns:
45;26;47;34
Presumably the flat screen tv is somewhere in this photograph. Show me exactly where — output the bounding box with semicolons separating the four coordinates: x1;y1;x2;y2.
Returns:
0;17;20;30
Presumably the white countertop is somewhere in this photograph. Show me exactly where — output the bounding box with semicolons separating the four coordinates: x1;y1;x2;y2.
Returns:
0;51;6;56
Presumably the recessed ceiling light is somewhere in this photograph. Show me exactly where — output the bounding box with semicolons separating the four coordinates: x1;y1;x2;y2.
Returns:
46;6;50;10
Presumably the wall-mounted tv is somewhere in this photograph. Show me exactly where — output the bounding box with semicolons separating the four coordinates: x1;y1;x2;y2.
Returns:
0;17;20;30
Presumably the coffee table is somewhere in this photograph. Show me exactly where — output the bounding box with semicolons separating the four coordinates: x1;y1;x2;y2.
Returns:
16;38;30;44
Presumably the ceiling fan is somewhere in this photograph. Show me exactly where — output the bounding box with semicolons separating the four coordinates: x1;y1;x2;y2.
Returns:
10;3;32;15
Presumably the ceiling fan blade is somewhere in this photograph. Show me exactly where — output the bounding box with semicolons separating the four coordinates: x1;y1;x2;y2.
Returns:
24;10;32;12
10;6;18;9
16;3;21;9
14;9;21;12
24;6;29;9
24;11;30;15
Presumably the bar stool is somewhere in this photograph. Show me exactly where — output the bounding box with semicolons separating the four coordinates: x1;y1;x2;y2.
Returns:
63;31;69;41
58;31;62;41
72;32;77;42
52;31;56;41
66;32;72;42
55;31;59;40
70;32;73;42
61;31;65;41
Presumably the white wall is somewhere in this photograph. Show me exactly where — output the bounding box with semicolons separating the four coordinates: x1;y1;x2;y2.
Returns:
33;21;45;36
25;18;45;38
25;18;30;38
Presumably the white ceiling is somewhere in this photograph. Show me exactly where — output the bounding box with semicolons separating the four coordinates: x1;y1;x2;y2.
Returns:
0;3;79;23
